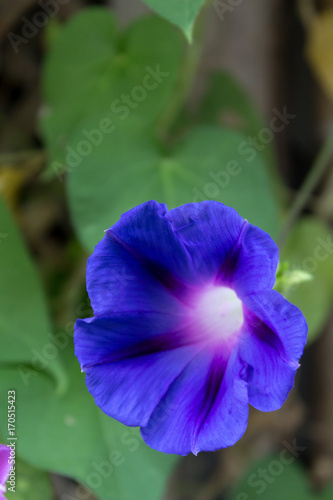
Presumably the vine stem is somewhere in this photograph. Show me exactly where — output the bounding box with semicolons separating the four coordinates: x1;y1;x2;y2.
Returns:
278;126;333;247
156;5;207;139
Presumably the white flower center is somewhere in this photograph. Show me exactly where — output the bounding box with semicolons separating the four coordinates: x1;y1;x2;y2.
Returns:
191;286;244;341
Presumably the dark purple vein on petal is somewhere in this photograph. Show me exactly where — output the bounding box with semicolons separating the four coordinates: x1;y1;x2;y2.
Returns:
105;229;195;306
191;350;228;454
214;219;248;285
245;310;294;365
142;339;218;436
81;322;209;370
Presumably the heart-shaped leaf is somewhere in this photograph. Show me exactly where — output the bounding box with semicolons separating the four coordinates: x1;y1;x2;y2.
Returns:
0;343;178;500
67;122;280;251
0;195;66;391
41;8;184;178
140;0;206;41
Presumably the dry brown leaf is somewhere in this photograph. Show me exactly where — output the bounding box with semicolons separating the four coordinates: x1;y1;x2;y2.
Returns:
307;9;333;101
0;152;44;207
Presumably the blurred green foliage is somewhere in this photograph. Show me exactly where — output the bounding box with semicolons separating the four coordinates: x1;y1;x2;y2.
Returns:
5;459;53;500
228;454;333;500
41;9;184;179
0;342;177;500
281;218;333;344
67;125;280;251
139;0;206;41
0;4;333;500
0;195;66;392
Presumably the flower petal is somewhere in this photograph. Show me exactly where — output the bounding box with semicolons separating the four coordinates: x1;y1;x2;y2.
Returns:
75;199;307;456
87;234;185;318
238;290;308;411
141;345;249;455
107;200;199;288
87;201;203;317
194;349;249;454
167;201;278;295
0;444;10;487
74;313;205;427
216;222;279;297
166;201;244;283
243;289;308;361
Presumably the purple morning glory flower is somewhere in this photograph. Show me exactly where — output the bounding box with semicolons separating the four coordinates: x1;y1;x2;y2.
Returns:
0;444;10;499
74;201;307;455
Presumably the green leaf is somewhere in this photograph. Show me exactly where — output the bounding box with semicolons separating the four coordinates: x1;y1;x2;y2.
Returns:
322;481;333;500
228;454;333;500
198;71;279;177
280;217;333;344
140;0;206;41
0;195;67;392
274;262;313;295
0;343;178;500
227;450;333;500
67;123;280;252
41;8;184;178
5;459;53;500
199;71;265;136
228;454;308;500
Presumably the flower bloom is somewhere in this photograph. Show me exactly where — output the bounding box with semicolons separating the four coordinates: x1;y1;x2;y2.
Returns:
0;444;11;499
74;201;307;455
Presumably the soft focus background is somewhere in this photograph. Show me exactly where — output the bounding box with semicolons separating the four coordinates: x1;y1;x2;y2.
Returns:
1;0;333;499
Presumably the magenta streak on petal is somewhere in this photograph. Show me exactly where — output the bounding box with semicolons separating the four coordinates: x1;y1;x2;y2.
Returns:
214;219;249;285
105;230;196;306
